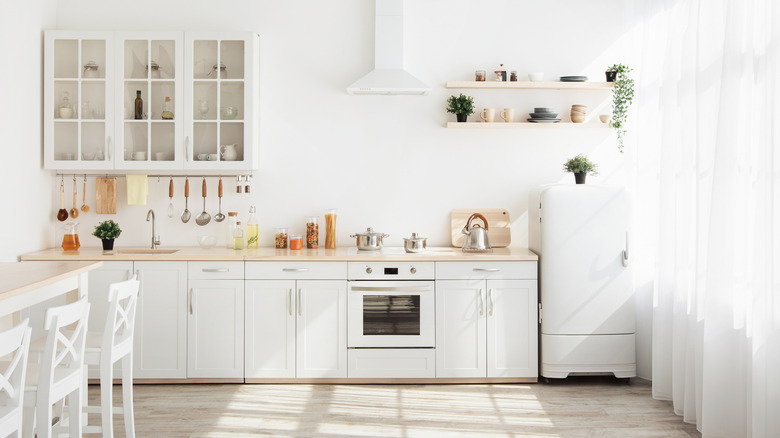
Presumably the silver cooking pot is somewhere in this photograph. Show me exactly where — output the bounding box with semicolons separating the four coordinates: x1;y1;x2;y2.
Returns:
403;233;427;253
350;227;389;251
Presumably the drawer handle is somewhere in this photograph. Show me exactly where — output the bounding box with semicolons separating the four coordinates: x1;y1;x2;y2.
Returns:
283;268;309;272
473;268;500;272
202;268;229;273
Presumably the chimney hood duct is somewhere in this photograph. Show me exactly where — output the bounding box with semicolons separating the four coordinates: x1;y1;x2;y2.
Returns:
347;0;430;95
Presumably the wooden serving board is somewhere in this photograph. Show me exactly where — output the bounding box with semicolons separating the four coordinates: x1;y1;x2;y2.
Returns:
95;177;117;214
450;209;511;248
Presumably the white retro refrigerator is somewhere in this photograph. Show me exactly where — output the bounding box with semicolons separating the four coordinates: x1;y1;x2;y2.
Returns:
529;184;635;379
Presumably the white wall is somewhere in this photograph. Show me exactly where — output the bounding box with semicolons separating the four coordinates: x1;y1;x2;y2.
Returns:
0;0;57;262
45;0;650;378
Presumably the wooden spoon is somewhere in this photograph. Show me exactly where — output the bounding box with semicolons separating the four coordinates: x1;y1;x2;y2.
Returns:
56;179;68;221
80;177;90;213
69;177;80;218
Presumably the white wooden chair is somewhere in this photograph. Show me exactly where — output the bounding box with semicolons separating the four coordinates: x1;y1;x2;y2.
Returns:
82;275;139;438
22;297;90;438
0;319;32;438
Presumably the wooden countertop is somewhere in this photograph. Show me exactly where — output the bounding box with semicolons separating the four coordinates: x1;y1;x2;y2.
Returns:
20;246;538;262
0;261;103;314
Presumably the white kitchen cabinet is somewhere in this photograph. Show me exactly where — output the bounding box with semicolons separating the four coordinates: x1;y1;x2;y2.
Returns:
435;263;538;379
44;30;258;171
133;261;188;379
187;279;244;378
245;263;348;379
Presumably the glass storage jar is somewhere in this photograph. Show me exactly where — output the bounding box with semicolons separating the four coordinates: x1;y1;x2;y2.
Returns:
290;234;303;250
305;216;318;249
275;227;288;249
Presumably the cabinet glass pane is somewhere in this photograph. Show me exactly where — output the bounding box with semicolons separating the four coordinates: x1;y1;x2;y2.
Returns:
54;82;78;120
124;82;148;120
81;123;106;160
220;40;244;79
193;123;217;159
220;123;244;162
151;40;176;79
193;82;217;120
124;40;148;79
150;82;175;120
81;82;105;120
193;40;217;79
54;40;78;78
151;123;175;161
123;122;148;160
81;40;106;79
220;83;244;120
54;123;78;160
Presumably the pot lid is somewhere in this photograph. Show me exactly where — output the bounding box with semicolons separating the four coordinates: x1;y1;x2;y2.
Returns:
403;232;426;241
354;227;385;237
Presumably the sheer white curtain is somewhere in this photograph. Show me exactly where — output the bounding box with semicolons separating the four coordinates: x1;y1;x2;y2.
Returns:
633;0;779;436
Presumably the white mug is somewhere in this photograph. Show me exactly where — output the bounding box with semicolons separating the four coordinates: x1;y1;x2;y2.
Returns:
500;108;514;123
132;151;147;161
479;108;496;123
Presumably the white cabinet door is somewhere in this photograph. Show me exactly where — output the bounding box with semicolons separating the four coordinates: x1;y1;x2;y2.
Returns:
244;280;296;378
187;279;244;378
435;280;486;378
133;261;187;379
296;280;347;378
114;32;184;170
486;280;538;378
44;30;115;170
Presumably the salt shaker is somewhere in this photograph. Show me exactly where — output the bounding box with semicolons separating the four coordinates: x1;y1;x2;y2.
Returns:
236;176;243;194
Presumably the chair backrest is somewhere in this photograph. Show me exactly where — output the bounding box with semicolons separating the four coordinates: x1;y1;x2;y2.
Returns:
103;275;140;352
0;318;31;411
40;297;90;388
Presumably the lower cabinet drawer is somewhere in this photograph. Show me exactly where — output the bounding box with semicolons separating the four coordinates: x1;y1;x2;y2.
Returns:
188;262;244;280
347;349;435;379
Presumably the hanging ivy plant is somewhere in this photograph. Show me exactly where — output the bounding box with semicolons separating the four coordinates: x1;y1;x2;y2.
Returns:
607;64;635;153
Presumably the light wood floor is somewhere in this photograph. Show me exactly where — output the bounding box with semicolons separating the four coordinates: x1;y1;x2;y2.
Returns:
86;377;701;437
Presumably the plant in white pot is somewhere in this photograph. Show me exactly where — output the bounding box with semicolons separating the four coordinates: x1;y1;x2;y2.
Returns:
563;154;599;184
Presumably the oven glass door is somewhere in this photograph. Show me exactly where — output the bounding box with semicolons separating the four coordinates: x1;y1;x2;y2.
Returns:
348;281;435;348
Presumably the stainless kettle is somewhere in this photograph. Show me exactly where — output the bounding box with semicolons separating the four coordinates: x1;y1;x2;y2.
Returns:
462;213;492;253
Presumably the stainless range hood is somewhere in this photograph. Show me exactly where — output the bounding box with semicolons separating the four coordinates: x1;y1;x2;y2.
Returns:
347;0;430;95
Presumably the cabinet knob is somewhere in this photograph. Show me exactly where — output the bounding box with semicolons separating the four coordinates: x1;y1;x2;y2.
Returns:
410;267;417;274
366;267;373;274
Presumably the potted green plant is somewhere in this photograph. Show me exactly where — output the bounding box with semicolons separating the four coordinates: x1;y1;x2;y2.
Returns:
606;64;635;152
93;220;122;251
446;93;475;122
563;153;599;184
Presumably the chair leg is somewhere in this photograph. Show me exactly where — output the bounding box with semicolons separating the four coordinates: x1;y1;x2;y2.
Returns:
100;355;115;438
35;398;53;438
68;389;83;438
122;353;136;438
21;406;34;438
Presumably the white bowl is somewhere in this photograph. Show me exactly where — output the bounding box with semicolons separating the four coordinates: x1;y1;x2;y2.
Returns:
529;72;545;82
197;235;217;249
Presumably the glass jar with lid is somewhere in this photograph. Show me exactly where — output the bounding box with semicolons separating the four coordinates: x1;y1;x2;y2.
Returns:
145;61;161;78
226;212;239;248
83;61;99;78
275;227;288;249
305;216;318;249
209;62;227;79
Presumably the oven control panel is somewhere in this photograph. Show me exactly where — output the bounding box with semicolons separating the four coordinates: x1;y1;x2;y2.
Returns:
347;262;434;280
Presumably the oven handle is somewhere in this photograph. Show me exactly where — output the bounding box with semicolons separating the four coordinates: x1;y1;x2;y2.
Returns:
350;286;432;293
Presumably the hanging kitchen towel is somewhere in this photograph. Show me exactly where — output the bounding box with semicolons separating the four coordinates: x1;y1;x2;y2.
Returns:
126;174;149;205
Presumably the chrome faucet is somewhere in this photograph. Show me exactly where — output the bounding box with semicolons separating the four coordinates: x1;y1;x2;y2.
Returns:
146;209;161;249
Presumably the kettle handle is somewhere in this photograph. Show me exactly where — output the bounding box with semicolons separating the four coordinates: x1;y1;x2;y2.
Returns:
465;213;489;231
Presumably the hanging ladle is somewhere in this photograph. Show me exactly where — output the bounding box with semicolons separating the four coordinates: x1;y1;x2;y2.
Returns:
195;177;211;226
167;177;174;218
56;176;68;221
214;177;225;222
181;177;191;223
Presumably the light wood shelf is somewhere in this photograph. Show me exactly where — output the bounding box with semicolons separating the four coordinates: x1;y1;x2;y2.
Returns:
445;81;613;90
445;122;609;129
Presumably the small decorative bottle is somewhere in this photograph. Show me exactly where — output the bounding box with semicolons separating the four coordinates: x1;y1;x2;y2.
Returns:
134;90;143;120
246;206;258;249
161;96;174;120
233;221;244;250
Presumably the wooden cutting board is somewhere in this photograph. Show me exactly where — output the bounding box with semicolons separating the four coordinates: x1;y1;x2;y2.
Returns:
450;209;511;248
95;177;117;214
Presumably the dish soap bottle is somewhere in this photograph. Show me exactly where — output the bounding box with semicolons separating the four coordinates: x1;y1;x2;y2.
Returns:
246;206;258;248
161;96;174;120
233;221;244;250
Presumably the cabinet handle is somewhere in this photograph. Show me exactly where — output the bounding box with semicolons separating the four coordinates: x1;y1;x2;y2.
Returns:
288;288;293;316
184;136;189;162
297;288;302;316
106;136;112;160
202;268;229;273
622;232;630;267
283;268;309;272
488;289;494;316
478;288;484;316
189;288;193;315
473;268;500;272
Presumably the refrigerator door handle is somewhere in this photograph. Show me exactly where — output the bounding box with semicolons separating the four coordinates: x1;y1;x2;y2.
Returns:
622;232;630;267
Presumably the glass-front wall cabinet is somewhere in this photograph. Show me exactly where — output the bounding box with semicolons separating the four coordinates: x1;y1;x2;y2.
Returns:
44;30;258;171
44;31;114;170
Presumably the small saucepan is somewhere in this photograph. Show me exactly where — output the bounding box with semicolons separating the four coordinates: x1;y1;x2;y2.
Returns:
350;227;389;251
403;233;427;253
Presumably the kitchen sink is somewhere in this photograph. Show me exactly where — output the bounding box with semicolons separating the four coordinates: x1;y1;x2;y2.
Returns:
116;249;180;255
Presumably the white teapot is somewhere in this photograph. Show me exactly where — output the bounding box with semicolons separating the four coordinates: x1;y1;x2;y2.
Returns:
221;144;238;161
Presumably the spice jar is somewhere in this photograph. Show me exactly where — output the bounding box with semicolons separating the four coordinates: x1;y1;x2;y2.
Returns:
475;70;486;81
290;234;303;250
305;216;319;249
275;227;289;249
510;71;518;81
